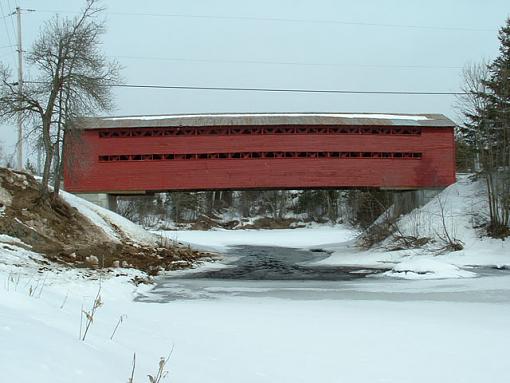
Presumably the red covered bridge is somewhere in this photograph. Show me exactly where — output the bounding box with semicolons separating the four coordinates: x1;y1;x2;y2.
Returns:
63;113;456;195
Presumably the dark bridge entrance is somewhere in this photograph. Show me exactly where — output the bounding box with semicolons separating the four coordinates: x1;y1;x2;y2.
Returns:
64;113;456;198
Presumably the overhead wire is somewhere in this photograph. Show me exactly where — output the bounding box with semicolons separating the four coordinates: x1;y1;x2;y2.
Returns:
6;0;16;36
12;7;477;97
30;8;494;32
110;83;466;95
0;0;16;60
24;80;466;95
114;55;463;70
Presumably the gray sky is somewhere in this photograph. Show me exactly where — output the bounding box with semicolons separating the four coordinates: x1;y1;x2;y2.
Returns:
0;0;508;158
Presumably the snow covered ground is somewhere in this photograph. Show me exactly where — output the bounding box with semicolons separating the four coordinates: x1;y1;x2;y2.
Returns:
162;225;357;252
313;176;510;279
2;176;510;382
161;176;510;280
1;264;510;383
61;190;157;245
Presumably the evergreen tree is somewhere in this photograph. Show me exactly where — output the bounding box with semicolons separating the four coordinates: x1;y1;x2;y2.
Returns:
481;17;510;168
459;18;510;235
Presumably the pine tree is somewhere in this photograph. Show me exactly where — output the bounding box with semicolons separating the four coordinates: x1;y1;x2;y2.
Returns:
469;18;510;235
481;17;510;168
458;18;510;235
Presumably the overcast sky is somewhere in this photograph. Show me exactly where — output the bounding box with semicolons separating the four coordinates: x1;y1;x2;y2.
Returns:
0;0;508;158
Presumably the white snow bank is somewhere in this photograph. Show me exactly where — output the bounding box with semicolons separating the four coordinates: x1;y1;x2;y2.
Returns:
314;175;510;276
60;190;157;246
104;113;430;121
2;268;510;383
383;258;476;279
386;175;483;249
159;226;357;252
0;241;44;272
0;234;29;247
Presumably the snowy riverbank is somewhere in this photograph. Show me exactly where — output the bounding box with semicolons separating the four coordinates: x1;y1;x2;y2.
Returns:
2;174;510;382
162;176;510;280
2;265;510;383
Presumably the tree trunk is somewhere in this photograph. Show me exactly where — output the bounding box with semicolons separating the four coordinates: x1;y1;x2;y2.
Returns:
52;130;66;198
40;118;54;196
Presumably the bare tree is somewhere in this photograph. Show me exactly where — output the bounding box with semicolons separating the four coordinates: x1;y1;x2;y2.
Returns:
260;190;289;219
0;0;121;198
455;61;491;172
0;140;5;166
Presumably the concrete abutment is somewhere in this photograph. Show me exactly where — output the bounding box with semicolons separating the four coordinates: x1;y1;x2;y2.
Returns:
73;193;117;211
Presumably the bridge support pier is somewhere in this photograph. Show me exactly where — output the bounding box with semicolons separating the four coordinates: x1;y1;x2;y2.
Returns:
73;193;117;211
392;188;443;216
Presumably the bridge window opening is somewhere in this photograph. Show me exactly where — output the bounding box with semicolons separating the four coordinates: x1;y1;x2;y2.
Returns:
97;151;423;163
96;125;422;138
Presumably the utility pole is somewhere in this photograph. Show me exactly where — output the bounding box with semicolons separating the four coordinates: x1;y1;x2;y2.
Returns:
15;6;23;170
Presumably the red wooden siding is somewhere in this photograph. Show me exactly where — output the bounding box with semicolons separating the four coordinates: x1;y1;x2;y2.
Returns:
63;125;456;193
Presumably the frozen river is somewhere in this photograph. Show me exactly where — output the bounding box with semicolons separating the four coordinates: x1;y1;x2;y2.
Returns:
130;229;510;382
138;244;510;304
3;229;510;383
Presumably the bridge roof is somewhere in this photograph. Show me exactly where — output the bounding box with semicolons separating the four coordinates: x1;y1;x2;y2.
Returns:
80;113;456;129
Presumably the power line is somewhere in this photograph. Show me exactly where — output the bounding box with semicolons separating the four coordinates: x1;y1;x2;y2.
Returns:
24;80;467;95
32;8;495;32
115;55;463;70
109;83;466;95
0;1;15;59
6;0;16;36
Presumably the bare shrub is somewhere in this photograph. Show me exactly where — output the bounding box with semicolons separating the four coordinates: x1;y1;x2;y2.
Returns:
80;285;103;341
110;314;127;340
116;199;138;221
127;349;173;383
147;356;171;383
433;194;464;252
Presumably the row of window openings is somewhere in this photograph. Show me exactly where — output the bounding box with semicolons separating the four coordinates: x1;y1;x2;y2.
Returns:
97;126;422;138
98;152;423;162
